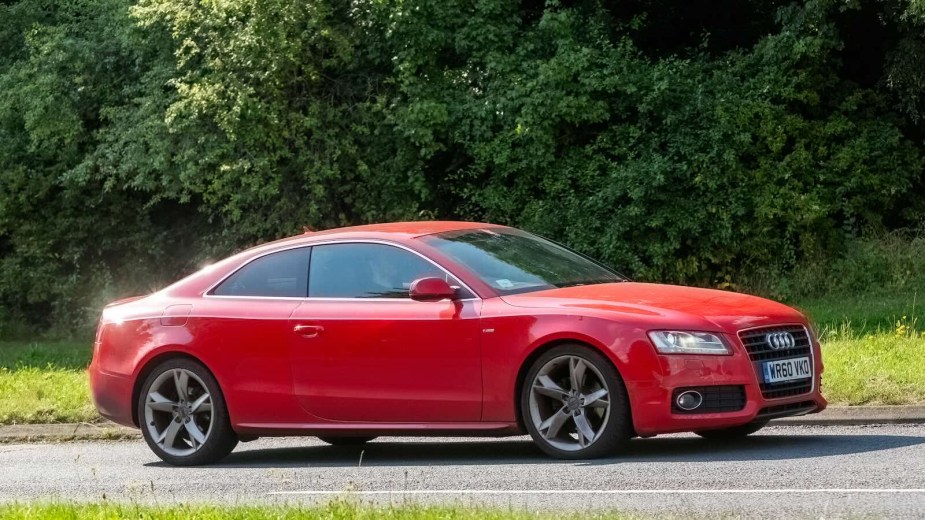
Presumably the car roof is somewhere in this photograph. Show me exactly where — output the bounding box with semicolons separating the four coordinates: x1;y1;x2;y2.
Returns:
160;221;508;298
237;220;505;256
305;220;502;238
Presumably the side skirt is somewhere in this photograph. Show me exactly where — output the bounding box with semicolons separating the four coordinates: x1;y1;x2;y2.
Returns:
233;422;523;437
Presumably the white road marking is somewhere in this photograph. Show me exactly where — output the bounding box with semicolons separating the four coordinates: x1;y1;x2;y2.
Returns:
269;488;925;496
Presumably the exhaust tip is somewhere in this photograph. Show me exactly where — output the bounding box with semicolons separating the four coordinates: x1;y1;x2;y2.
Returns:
676;390;703;411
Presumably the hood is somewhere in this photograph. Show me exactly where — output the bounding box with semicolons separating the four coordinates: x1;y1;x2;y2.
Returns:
500;282;805;332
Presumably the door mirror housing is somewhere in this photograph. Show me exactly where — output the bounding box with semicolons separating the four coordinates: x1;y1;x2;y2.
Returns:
409;277;457;302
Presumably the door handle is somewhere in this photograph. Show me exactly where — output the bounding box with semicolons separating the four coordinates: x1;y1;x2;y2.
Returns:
293;324;324;338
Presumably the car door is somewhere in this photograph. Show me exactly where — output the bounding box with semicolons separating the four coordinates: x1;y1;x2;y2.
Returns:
288;242;483;423
201;246;312;425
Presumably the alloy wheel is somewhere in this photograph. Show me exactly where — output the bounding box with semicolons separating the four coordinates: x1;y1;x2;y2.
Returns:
528;354;611;452
143;368;213;457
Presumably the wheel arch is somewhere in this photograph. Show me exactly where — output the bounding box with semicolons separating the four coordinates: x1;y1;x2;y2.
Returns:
131;350;220;428
513;337;632;434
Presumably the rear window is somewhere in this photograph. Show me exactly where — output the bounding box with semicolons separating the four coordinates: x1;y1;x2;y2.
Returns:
211;248;311;297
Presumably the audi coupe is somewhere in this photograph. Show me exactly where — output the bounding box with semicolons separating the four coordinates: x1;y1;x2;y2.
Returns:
89;221;826;465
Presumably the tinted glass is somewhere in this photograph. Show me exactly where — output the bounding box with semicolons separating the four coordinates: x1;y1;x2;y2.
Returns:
309;243;449;298
421;229;623;295
212;248;311;297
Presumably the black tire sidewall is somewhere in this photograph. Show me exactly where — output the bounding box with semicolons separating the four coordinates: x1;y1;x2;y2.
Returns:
137;358;238;466
520;344;632;459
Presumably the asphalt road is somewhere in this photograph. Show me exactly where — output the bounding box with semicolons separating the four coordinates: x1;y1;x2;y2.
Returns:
2;424;925;518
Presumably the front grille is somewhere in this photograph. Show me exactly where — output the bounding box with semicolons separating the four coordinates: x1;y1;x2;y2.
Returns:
738;325;813;399
739;325;812;362
671;385;746;414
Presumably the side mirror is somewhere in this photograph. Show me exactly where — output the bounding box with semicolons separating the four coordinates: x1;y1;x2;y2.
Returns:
409;277;456;302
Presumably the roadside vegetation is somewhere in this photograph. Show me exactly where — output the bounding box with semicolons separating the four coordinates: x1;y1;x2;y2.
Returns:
798;289;925;405
0;342;95;424
4;0;925;339
0;501;640;520
782;236;925;405
822;330;925;405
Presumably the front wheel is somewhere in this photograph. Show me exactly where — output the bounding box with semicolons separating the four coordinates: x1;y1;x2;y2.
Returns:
138;358;238;466
521;345;632;459
695;419;769;440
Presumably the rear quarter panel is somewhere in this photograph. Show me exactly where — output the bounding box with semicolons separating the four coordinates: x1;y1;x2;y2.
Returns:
97;295;306;427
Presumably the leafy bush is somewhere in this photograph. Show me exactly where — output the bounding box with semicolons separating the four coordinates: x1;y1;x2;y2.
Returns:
375;2;923;285
754;231;925;300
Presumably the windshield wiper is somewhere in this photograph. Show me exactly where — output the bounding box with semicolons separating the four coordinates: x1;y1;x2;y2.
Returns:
556;278;622;288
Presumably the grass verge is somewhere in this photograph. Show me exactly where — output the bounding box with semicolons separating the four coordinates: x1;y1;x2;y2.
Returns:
821;332;925;405
794;289;925;405
0;367;96;423
0;341;97;424
0;501;638;520
792;290;923;335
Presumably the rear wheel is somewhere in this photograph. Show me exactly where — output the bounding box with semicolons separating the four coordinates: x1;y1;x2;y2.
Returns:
521;345;632;459
318;436;377;446
695;420;769;440
138;358;238;466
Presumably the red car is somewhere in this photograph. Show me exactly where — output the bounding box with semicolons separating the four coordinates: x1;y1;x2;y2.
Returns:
89;221;826;465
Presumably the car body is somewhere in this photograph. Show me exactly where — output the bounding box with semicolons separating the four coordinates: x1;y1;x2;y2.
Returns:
89;221;826;464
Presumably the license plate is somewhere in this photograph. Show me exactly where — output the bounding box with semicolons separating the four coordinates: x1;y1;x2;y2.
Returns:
762;357;812;384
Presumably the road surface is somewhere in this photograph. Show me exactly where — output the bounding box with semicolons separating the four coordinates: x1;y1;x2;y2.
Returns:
2;424;924;518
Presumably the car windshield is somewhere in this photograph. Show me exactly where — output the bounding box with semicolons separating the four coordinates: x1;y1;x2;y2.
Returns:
421;229;625;295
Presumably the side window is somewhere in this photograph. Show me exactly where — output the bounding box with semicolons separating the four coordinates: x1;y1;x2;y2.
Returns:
212;248;311;297
309;243;457;298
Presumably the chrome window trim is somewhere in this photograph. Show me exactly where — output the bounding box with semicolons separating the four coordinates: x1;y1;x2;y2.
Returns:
736;323;816;400
202;239;480;302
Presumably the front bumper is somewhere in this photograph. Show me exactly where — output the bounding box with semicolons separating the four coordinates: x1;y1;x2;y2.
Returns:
628;338;827;437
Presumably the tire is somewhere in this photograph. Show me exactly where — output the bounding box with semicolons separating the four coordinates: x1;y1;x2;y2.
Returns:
521;344;632;459
695;419;769;440
318;436;377;446
137;358;238;466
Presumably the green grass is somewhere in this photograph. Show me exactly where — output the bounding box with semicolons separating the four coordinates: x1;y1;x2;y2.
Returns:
0;341;96;424
0;367;96;423
822;332;925;405
0;341;91;370
822;324;925;405
0;501;638;520
791;289;925;405
791;290;923;334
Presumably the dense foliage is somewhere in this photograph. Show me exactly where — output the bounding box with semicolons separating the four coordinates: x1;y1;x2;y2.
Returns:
2;0;925;333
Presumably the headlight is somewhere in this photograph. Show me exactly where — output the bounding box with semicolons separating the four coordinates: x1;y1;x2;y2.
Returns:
648;331;730;355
